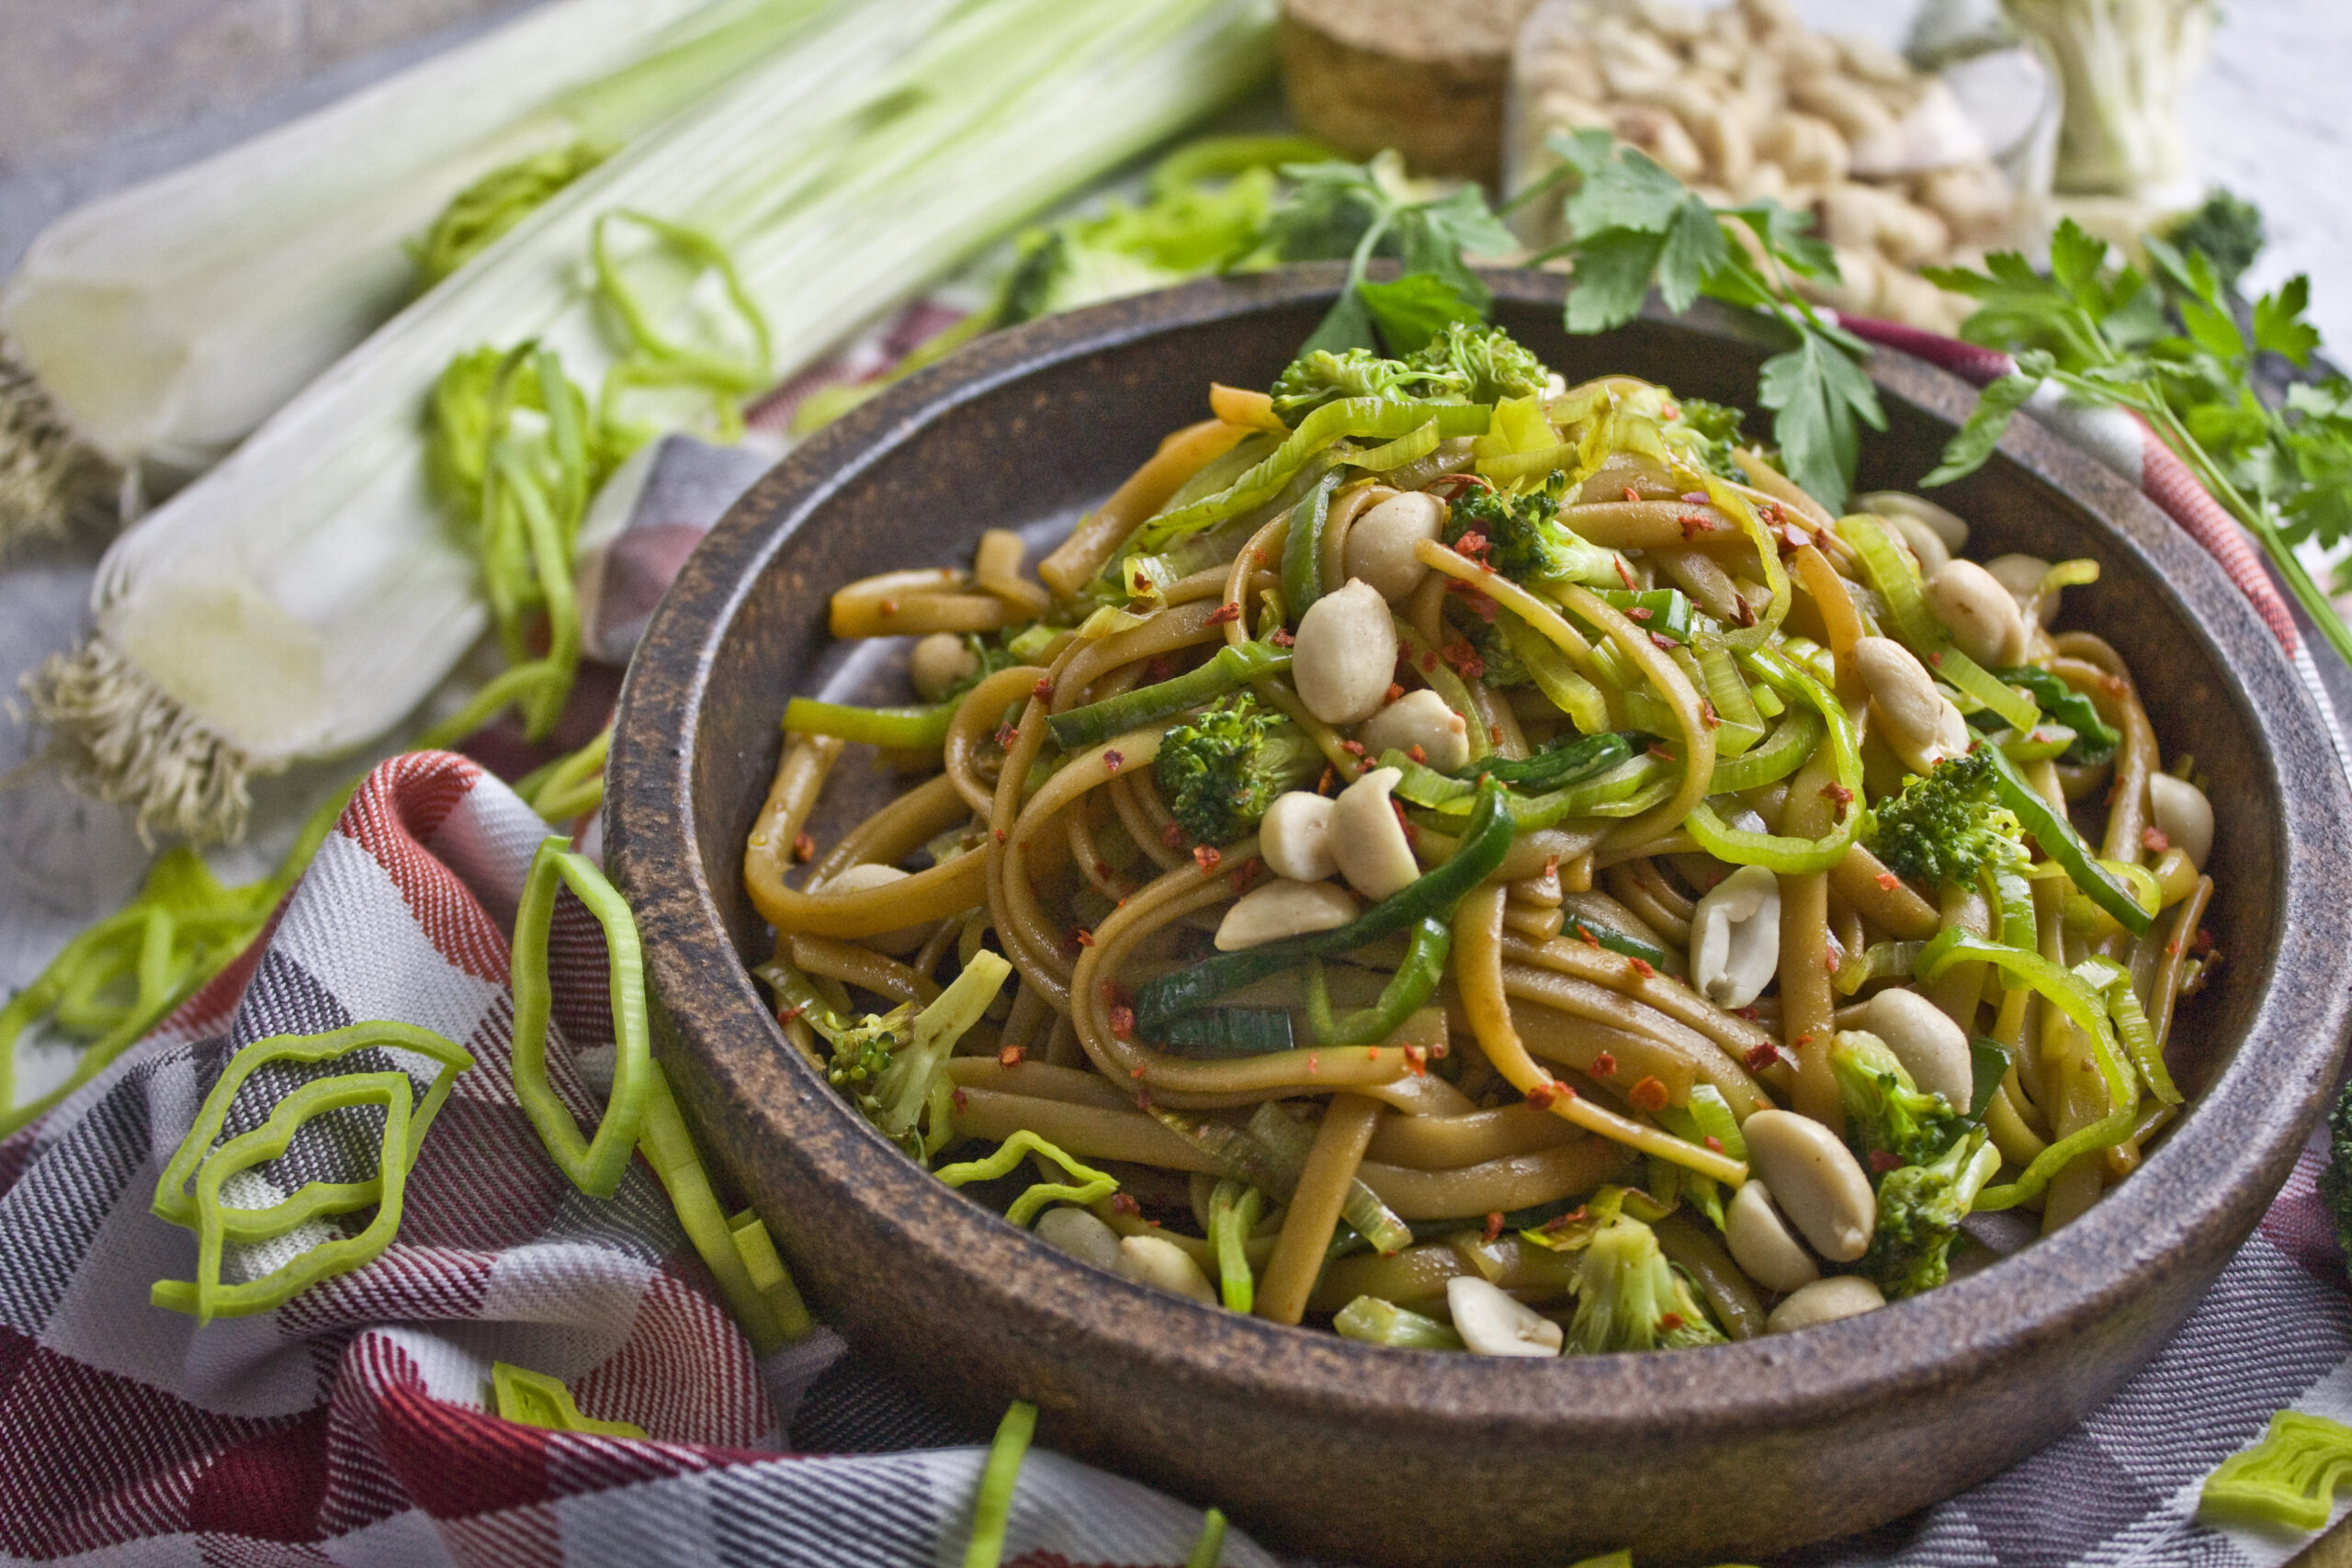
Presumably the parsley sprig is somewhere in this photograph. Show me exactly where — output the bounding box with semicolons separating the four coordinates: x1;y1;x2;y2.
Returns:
1918;218;2352;669
1254;152;1519;357
1517;129;1885;513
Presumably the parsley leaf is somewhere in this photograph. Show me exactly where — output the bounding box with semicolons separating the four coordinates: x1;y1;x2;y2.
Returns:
1924;217;2352;671
1256;152;1512;358
1532;130;1881;512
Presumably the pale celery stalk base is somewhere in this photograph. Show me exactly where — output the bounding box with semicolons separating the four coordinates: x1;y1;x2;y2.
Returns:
0;344;114;551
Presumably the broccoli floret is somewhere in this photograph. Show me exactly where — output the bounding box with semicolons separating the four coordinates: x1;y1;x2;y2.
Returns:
1661;398;1756;481
1443;472;1619;588
1155;692;1323;847
1860;1127;2003;1298
1830;1029;1972;1173
1564;1213;1727;1354
1269;347;1464;423
1864;747;2024;890
2321;1077;2352;1262
1405;322;1551;406
2165;187;2266;291
811;952;1012;1162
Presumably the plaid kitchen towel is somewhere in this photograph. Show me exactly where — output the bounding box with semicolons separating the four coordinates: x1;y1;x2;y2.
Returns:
5;310;2352;1568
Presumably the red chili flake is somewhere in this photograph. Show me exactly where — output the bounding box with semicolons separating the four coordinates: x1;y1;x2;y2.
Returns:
1703;1134;1726;1154
1306;1054;1320;1075
1732;594;1758;628
1366;1047;1381;1060
1743;1042;1781;1073
993;828;1009;843
1161;820;1186;849
1658;1312;1686;1332
1102;750;1124;774
1792;1032;1815;1048
879;598;899;615
1527;1079;1575;1109
1629;1075;1668;1112
1483;1211;1506;1242
1386;682;1407;705
1875;871;1901;891
1487;724;1504;746
1403;1043;1430;1077
1251;547;1269;568
952;1088;970;1112
1627;956;1656;979
1647;742;1677;762
1928;651;1945;668
1113;1192;1142;1214
1613;557;1640;592
1869;1150;1905;1175
1207;601;1242;626
1575;924;1602;950
1453;531;1492;561
1419;650;1439;673
994;722;1019;750
1407;743;1428;765
1271;627;1295;649
1592;1052;1618;1077
999;1044;1026;1067
1033;676;1055;700
1071;927;1096;949
1129;1065;1148;1079
1093;860;1114;881
1819;781;1854;823
1541;1206;1589;1232
778;1002;808;1024
1622;486;1643;503
1625;605;1655;623
1650;632;1679;651
1823;950;1841;975
2103;673;2129;696
1735;1005;1760;1022
1193;844;1222;874
791;831;815;863
1340;739;1368;758
1678;514;1715;539
2143;826;2171;852
1227;856;1262;894
2165;939;2181;958
1317;766;1338;795
1441;640;1486;682
1109;1005;1136;1040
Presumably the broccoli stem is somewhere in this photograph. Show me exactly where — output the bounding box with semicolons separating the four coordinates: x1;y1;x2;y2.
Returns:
1045;640;1291;752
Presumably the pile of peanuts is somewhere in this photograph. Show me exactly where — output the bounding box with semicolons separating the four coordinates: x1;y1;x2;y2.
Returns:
1511;0;2018;333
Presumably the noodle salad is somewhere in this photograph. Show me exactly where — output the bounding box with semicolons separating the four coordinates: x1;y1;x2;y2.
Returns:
742;322;2217;1356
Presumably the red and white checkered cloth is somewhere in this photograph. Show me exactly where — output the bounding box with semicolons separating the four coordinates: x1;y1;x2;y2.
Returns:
6;310;2352;1568
0;750;1275;1568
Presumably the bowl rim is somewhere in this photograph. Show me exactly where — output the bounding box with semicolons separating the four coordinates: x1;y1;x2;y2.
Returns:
609;263;2352;1444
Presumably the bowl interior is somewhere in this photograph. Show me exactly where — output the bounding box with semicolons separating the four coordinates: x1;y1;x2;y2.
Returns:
610;267;2349;1563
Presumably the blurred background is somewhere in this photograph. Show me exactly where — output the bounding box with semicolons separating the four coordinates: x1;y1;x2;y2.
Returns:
4;0;2346;344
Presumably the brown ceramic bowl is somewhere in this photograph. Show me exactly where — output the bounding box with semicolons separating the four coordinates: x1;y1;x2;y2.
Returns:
606;265;2352;1565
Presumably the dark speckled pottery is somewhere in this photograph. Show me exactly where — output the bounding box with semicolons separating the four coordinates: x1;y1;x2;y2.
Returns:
606;265;2352;1565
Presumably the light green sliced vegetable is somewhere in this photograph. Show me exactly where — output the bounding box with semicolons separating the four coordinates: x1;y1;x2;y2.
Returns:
1333;1296;1464;1349
492;1360;647;1438
2199;1409;2352;1532
965;1401;1040;1568
937;1130;1120;1228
